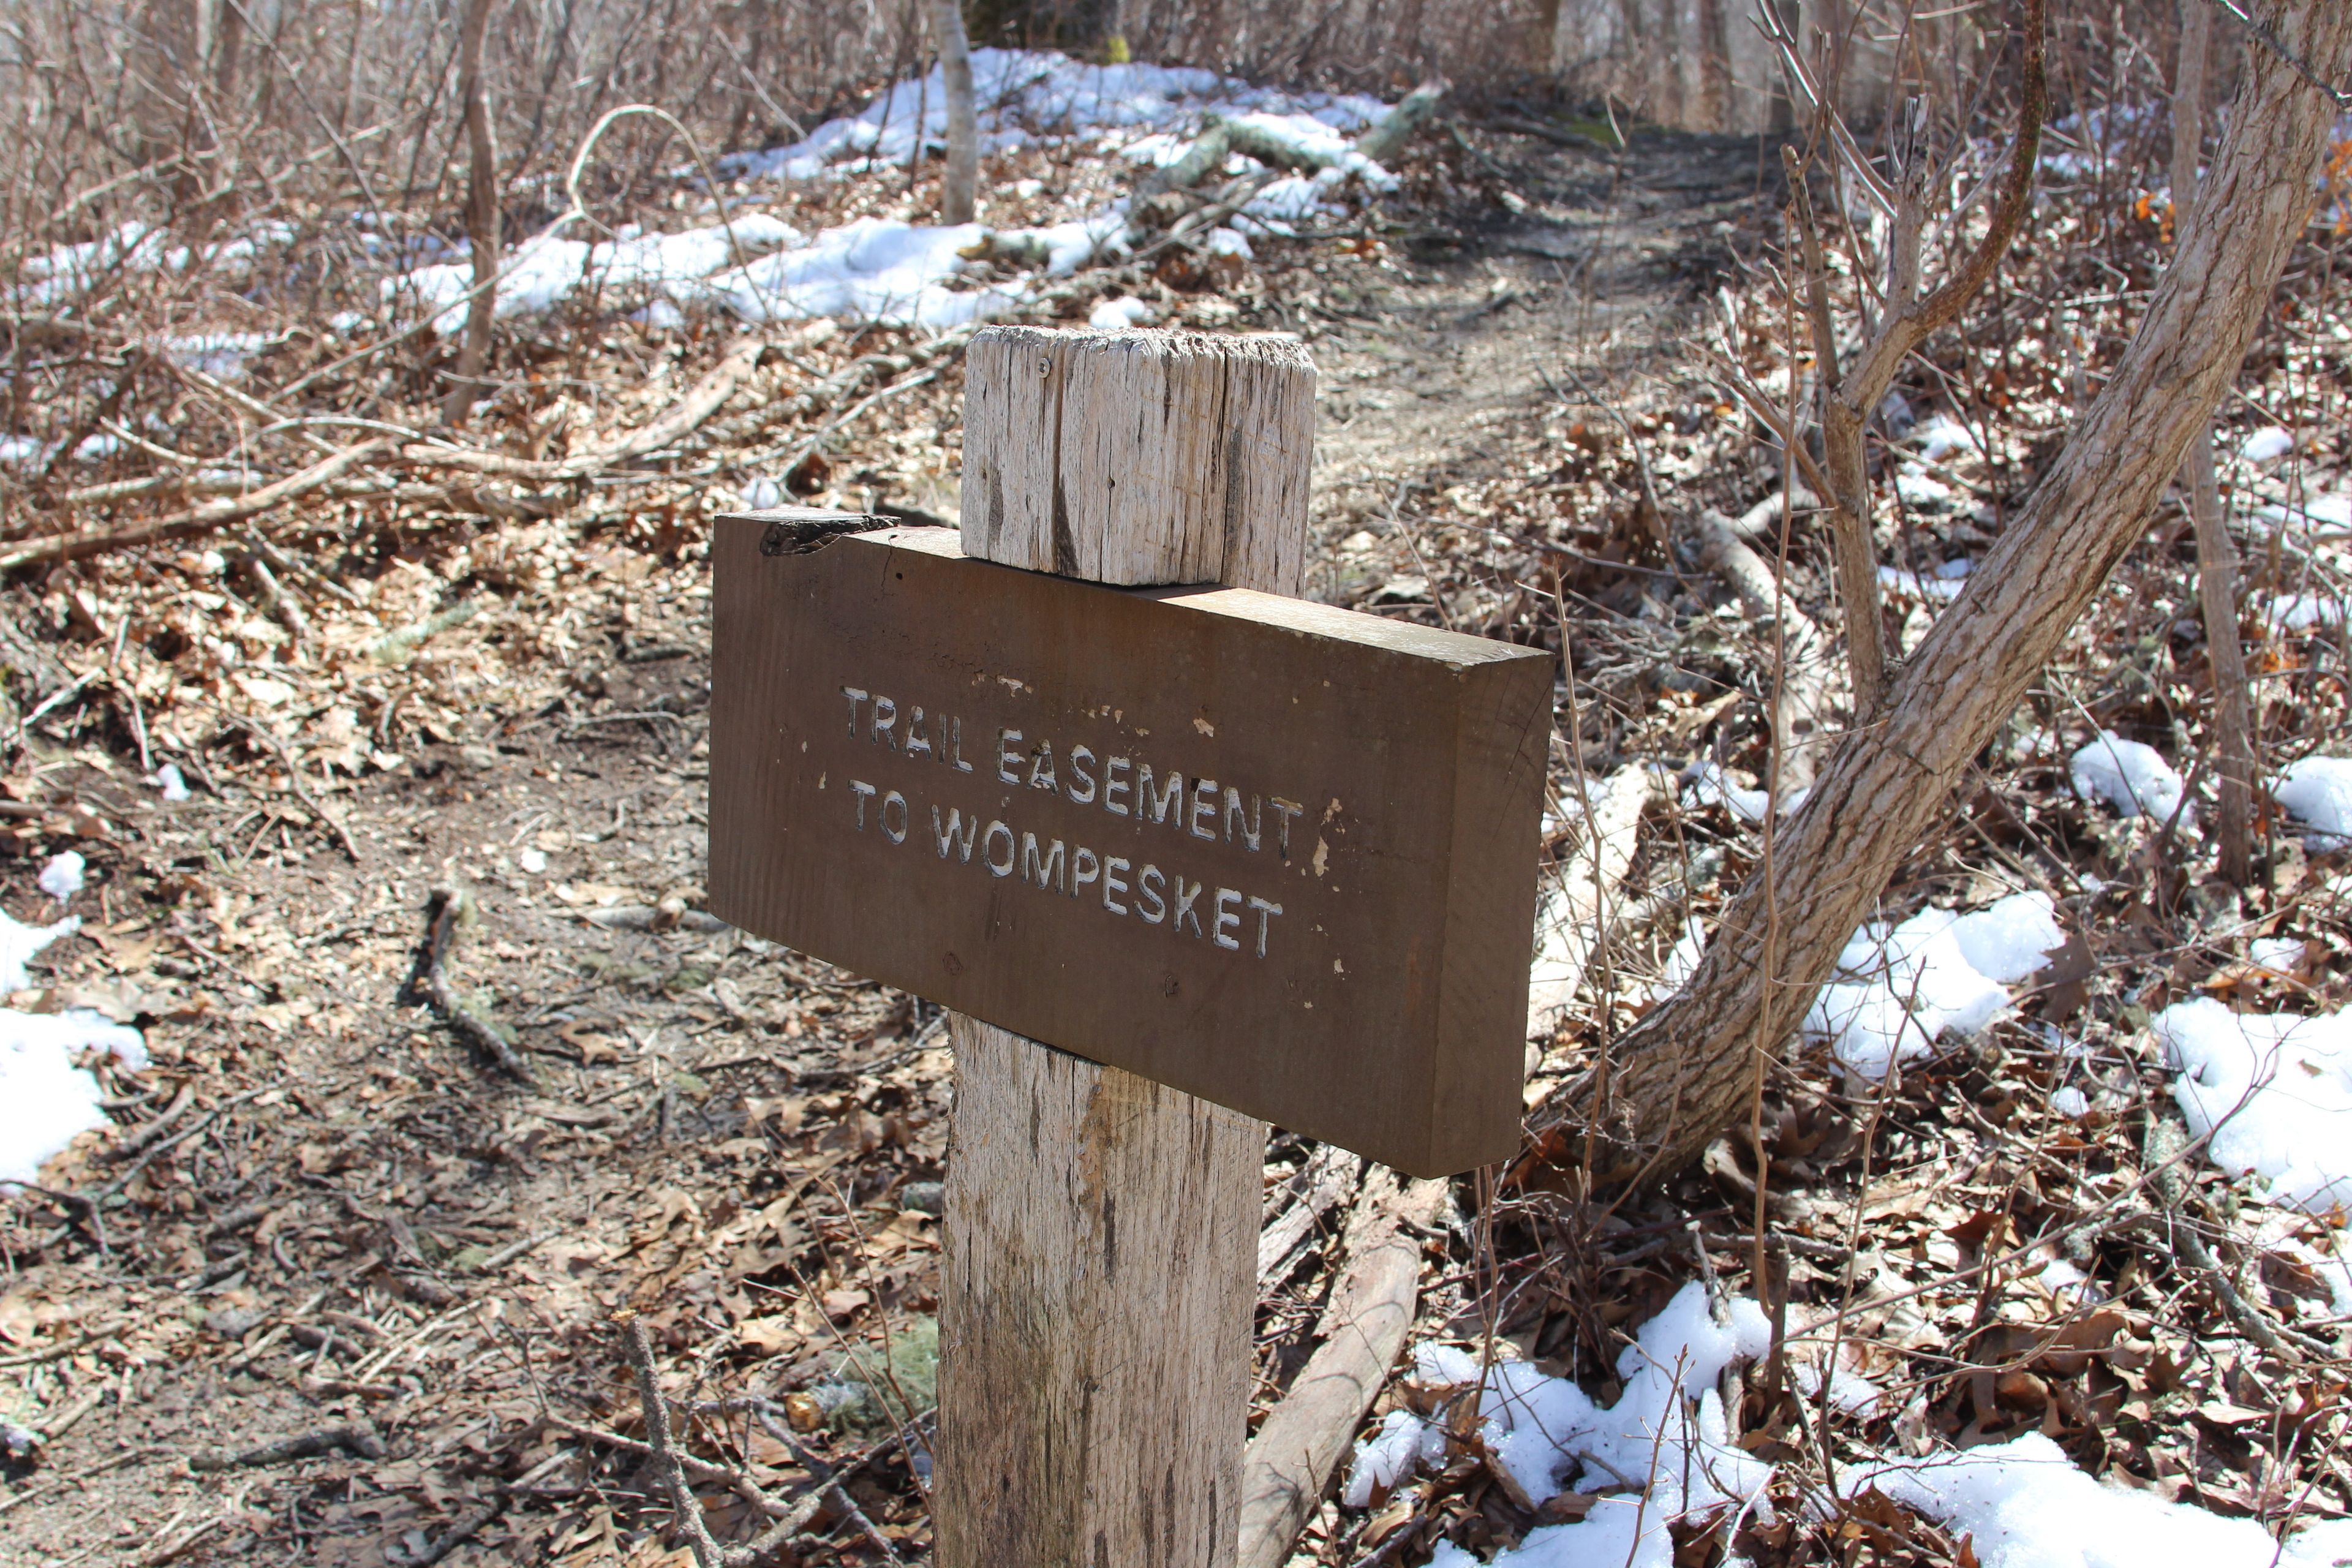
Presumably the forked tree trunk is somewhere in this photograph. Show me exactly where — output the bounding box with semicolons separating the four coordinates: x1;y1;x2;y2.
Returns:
1536;0;2352;1181
442;0;502;428
935;0;978;225
2173;0;2257;886
1793;0;2046;721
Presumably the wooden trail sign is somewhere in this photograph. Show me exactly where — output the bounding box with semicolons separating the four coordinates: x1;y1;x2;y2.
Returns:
707;325;1548;1568
707;518;1551;1175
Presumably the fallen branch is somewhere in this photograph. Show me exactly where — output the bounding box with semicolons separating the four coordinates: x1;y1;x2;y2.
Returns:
1;1179;107;1251
2145;1117;2334;1359
403;331;778;483
547;1403;839;1565
407;1493;510;1568
410;885;538;1089
1236;1169;1447;1568
189;1421;385;1471
1260;1143;1363;1284
1527;766;1672;1039
1692;508;1836;790
1355;78;1451;166
0;439;394;571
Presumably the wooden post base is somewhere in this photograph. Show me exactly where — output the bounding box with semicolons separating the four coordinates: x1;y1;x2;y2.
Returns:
937;1019;1264;1568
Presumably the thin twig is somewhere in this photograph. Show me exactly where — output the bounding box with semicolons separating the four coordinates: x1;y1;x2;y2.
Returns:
620;1314;731;1568
410;886;538;1089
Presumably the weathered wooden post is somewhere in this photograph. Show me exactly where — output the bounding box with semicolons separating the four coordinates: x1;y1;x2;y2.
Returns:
935;328;1310;1568
709;325;1550;1567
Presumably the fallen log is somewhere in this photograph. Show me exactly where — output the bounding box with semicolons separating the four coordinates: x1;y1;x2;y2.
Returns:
1526;766;1672;1039
1692;507;1836;791
1235;1168;1447;1568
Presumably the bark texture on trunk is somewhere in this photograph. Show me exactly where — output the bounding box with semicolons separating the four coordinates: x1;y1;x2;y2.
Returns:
443;0;502;428
2173;0;2256;886
935;0;978;225
1534;0;2352;1182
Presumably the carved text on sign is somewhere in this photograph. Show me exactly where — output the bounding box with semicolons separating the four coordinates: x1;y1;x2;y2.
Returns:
832;683;1297;958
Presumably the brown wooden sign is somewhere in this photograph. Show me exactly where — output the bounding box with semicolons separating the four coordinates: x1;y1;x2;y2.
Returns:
709;511;1551;1175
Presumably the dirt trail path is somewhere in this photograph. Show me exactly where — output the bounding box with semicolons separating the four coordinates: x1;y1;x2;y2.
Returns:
0;124;1777;1567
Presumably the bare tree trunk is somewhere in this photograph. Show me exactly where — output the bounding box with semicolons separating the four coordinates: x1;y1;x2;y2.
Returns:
2173;0;2256;886
1697;0;1732;131
213;0;243;108
131;0;202;165
935;0;977;225
1656;0;1687;127
1535;0;2352;1181
442;0;501;429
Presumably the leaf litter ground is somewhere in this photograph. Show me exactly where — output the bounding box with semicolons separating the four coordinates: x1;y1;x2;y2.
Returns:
0;61;2349;1568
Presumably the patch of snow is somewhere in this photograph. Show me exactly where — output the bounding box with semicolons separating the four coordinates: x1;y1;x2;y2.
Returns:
391;214;802;334
2252;936;2305;976
0;432;123;469
372;48;1391;331
37;852;84;903
1894;467;1956;507
1346;1284;1773;1568
1242;168;1346;224
1087;294;1158;330
2239;426;2296;465
163;331;276;380
0;1008;149;1185
10;219;293;311
2253;496;2352;545
0;908;80;992
1684;760;1806;824
1912;413;1979;462
738;477;788;511
635;297;685;331
1879;564;1968;601
2070;731;2192;828
148;763;190;802
1340;1408;1447;1507
2274;756;2352;849
2051;1085;2090;1118
1850;1431;2352;1568
1654;917;1708;1001
718;50;1385;185
1388;1286;2348;1568
696;217;1014;326
1793;1355;1883;1418
2260;593;2348;631
1203;225;1254;260
1950;891;2070;983
1027;210;1135;276
1804;893;2064;1080
2154;998;2352;1215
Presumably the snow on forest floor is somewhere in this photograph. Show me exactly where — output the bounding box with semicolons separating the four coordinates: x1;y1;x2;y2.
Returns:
0;40;2350;1568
